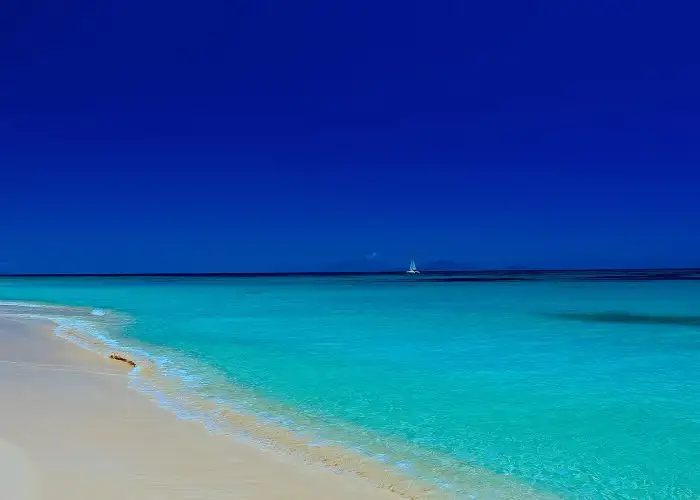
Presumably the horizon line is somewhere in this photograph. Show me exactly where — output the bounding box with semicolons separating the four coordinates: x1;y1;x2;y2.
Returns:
1;267;699;278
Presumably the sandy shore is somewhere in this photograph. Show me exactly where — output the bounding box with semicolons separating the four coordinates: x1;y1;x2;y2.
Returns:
0;315;414;500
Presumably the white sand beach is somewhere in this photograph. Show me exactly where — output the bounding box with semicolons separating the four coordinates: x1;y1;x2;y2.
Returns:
0;315;417;500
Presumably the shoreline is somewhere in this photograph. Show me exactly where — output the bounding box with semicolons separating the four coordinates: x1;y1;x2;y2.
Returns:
0;312;418;500
0;300;556;500
0;302;441;500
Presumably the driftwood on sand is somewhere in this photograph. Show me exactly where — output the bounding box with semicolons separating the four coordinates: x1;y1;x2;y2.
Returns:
109;353;137;367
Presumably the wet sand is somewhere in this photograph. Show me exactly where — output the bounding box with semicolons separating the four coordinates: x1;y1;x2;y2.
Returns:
0;315;413;500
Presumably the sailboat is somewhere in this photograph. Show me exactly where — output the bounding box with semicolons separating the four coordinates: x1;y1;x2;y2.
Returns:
407;258;420;274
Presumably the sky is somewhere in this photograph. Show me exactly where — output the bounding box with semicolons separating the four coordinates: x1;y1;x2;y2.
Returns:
1;0;699;273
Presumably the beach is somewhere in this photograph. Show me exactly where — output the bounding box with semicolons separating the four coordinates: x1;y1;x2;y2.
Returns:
0;315;411;500
1;275;699;498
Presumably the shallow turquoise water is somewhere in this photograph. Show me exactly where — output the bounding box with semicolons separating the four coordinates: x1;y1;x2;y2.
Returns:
1;275;699;498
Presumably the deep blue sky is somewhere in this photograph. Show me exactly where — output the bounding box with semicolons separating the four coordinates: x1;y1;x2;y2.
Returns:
1;0;699;272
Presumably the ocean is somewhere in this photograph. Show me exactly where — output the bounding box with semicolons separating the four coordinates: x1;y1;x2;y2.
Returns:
1;272;699;498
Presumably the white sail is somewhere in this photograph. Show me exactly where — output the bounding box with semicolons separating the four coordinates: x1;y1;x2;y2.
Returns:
407;259;419;274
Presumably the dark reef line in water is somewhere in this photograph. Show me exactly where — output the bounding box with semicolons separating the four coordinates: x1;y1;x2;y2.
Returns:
418;276;538;282
543;311;700;328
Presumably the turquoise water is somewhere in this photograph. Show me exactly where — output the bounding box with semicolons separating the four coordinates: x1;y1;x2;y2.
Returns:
1;274;699;498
